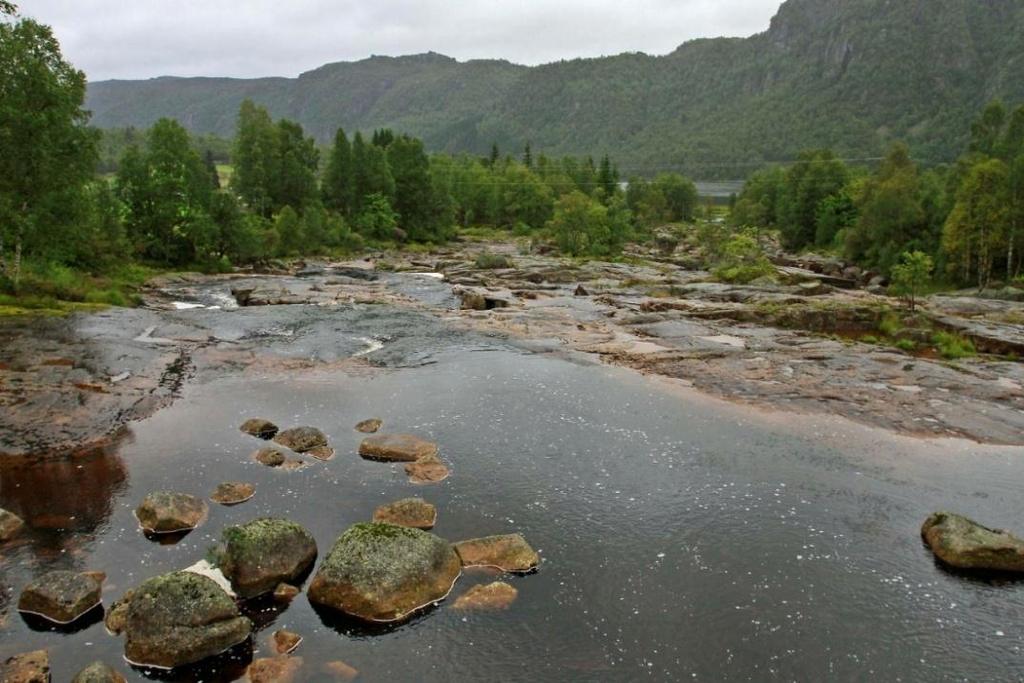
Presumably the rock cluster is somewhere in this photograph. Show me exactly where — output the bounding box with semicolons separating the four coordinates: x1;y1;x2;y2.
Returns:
359;434;449;483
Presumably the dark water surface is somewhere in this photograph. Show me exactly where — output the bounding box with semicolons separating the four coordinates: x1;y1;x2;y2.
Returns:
2;299;1024;681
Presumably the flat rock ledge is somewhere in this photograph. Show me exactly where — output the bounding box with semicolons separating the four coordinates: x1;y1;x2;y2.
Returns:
358;434;439;462
135;491;208;534
454;534;540;573
0;650;50;683
921;512;1024;572
308;522;462;623
18;570;103;624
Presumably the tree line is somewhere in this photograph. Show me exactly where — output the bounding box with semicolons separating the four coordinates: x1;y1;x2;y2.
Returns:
732;101;1024;288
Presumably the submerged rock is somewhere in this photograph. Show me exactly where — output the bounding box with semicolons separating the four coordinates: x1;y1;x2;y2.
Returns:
0;507;26;542
453;581;518;611
273;583;300;602
246;656;303;683
322;660;360;681
306;445;335;461
308;522;461;622
359;434;439;462
0;650;50;683
273;629;302;654
219;518;318;599
18;570;103;624
71;661;127;683
240;418;279;440
254;447;287;467
373;498;437;529
454;534;540;573
355;418;382;433
921;512;1024;572
273;426;329;453
405;455;450;484
135;491;207;534
124;571;252;670
211;482;256;506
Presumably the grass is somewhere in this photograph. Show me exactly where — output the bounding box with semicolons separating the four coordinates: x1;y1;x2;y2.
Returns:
932;331;976;360
0;261;159;317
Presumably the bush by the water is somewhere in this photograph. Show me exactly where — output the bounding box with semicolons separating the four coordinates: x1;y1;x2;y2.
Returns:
474;253;512;270
712;234;775;284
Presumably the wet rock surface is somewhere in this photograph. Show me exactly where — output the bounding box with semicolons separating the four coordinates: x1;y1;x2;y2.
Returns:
17;570;103;624
272;629;302;654
245;656;303;683
0;650;50;683
135;491;207;533
308;523;461;622
219;518;318;599
0;506;26;541
373;498;437;529
71;661;127;683
921;512;1024;572
254;447;287;467
454;534;540;573
453;581;519;611
240;418;279;440
273;426;329;453
211;482;256;505
358;434;438;462
355;418;382;433
123;571;252;669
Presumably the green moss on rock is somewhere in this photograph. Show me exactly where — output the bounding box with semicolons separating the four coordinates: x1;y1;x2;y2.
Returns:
220;518;317;599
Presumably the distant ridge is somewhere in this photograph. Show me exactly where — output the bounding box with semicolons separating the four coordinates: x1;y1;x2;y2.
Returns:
85;0;1024;176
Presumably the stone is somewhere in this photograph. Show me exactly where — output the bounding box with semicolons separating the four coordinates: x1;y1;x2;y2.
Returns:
273;583;300;602
452;581;518;611
17;570;102;624
240;419;279;440
273;426;329;453
104;588;135;634
219;518;318;599
307;445;335;461
405;455;450;484
273;629;302;654
182;559;236;597
359;434;439;462
373;498;437;529
0;507;26;542
246;656;303;683
254;447;287;467
574;284;590;296
454;534;540;573
0;650;50;683
921;512;1024;572
323;660;360;681
355;418;382;434
211;482;256;506
135;491;207;534
308;523;462;622
71;661;127;683
124;571;252;669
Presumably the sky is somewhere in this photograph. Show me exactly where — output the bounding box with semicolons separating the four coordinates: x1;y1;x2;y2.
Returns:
21;0;782;81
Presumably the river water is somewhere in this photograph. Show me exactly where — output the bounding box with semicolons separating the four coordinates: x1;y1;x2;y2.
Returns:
2;278;1024;681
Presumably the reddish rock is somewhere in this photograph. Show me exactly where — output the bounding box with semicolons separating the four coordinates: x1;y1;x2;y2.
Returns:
323;660;360;681
246;656;303;683
453;581;518;611
273;629;302;654
355;418;382;434
373;498;437;529
454;534;540;573
211;482;256;506
358;434;438;462
0;650;50;683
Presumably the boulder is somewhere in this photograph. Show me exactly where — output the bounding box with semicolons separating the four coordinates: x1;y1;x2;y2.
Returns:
71;661;127;683
0;650;50;683
135;491;207;534
373;498;437;529
453;582;518;611
358;434;438;462
308;523;461;622
254;448;286;467
104;588;135;635
219;519;318;599
240;419;279;440
18;570;102;624
211;482;256;506
246;656;303;683
0;507;26;542
307;445;335;461
273;426;329;453
454;534;540;573
124;571;252;669
921;512;1024;572
355;418;382;434
273;583;300;602
273;629;302;654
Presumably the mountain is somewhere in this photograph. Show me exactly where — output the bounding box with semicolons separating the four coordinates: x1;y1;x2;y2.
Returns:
85;0;1024;177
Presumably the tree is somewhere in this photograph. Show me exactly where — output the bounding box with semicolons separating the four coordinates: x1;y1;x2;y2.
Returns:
731;167;786;228
209;191;263;263
969;101;1007;157
0;15;97;285
546;190;631;257
499;163;553;229
942;158;1009;289
523;142;533;170
654;173;698;222
598;155;618;200
352;132;394;211
889;251;933;312
388;135;436;241
232;100;277;217
322;128;355;215
777;150;849;250
272;119;318;211
274;206;303;257
353;193;399;241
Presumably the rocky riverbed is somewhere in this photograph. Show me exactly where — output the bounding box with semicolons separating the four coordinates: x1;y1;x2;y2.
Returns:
2;242;1024;681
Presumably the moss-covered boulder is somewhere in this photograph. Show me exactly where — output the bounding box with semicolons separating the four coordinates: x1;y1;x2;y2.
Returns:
0;507;25;542
273;426;328;453
124;571;252;669
358;434;438;462
240;418;279;440
0;650;50;683
308;523;461;622
104;588;135;635
373;498;437;529
17;570;102;624
135;491;207;534
454;534;540;573
219;519;317;599
921;512;1024;572
71;661;127;683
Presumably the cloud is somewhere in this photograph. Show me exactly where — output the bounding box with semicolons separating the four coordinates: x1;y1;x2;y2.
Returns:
23;0;782;81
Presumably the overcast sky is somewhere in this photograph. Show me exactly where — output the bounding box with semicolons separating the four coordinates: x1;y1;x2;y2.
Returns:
22;0;782;81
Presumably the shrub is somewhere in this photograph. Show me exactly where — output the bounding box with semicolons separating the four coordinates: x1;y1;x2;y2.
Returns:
474;253;512;270
712;234;775;284
932;332;976;360
894;339;917;352
888;251;934;312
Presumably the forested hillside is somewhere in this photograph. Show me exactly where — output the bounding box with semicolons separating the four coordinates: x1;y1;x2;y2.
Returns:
85;0;1024;176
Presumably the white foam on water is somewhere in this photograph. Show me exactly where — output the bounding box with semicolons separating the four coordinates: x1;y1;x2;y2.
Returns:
172;302;205;310
354;337;385;357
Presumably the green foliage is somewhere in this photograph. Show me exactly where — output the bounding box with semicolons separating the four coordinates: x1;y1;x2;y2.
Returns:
888;251;934;311
353;193;399;241
777;150;850;250
894;339;917;352
932;331;976;360
547;191;621;257
474;253;512;270
712;233;775;284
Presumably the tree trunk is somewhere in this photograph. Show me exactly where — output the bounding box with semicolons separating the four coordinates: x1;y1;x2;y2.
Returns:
12;235;22;289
